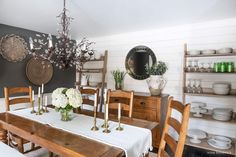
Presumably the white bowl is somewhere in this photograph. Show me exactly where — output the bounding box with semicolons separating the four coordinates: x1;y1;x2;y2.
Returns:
213;108;233;115
188;129;207;139
212;114;232;121
213;87;230;95
217;48;233;54
202;49;216;55
190;136;202;144
188;50;201;55
213;82;231;89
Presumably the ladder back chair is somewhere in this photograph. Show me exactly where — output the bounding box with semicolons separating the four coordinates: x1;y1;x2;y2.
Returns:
79;87;99;112
4;86;38;153
4;86;32;111
107;89;134;118
157;97;190;157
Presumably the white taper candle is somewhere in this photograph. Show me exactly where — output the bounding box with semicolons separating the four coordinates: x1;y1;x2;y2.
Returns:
104;89;107;103
118;103;121;119
41;84;44;94
48;34;53;48
94;93;97;108
32;90;34;101
29;37;33;50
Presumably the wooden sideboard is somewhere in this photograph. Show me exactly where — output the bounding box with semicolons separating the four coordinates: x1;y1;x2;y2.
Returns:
110;92;169;148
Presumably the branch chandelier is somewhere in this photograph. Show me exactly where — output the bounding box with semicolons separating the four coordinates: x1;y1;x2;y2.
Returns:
29;0;95;69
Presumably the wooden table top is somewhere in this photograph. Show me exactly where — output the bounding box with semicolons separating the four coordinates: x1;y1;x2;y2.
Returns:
0;110;159;157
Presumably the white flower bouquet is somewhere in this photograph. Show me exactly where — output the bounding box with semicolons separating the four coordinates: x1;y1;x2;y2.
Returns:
52;88;82;121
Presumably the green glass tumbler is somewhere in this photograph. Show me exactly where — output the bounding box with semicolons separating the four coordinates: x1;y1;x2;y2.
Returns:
220;62;226;72
227;62;234;72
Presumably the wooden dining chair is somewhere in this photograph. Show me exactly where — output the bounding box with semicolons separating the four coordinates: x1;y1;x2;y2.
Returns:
79;87;99;112
4;86;38;153
157;97;190;157
107;89;134;118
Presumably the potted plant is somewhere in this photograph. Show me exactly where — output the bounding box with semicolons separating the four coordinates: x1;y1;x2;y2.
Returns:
146;61;168;95
52;87;82;121
111;69;126;90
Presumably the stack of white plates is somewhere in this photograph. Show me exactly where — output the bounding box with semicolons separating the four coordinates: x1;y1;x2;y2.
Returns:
207;135;232;150
202;49;216;55
188;129;207;143
188;50;201;55
212;82;231;95
212;108;233;121
217;48;233;54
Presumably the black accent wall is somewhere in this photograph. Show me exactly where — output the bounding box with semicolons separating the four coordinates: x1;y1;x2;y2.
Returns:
0;23;75;97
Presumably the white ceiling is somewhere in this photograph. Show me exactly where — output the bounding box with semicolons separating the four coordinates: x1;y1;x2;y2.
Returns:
0;0;236;38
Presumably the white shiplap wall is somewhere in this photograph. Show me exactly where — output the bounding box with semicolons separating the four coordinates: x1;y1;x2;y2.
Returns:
87;18;236;138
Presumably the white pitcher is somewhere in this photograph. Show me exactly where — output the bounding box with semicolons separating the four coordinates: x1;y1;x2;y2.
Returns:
81;74;90;86
146;75;167;95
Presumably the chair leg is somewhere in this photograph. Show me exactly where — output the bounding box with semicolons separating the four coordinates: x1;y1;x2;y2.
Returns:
31;142;35;150
49;151;53;157
144;152;149;157
17;139;24;153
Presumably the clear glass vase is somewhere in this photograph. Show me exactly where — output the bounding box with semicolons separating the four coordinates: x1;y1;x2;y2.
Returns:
115;81;123;90
60;109;72;121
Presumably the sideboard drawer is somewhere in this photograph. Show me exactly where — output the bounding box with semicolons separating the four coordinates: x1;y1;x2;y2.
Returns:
133;97;160;110
133;109;157;121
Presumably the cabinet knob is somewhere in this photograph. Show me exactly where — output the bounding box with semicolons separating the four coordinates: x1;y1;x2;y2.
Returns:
140;102;145;107
114;99;119;102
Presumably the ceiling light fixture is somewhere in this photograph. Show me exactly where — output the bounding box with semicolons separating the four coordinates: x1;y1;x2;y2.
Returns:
29;0;95;69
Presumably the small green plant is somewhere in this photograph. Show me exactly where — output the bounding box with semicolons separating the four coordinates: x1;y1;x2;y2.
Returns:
111;69;126;83
146;61;168;75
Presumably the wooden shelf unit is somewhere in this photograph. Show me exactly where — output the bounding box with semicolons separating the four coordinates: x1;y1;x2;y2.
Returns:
76;50;108;112
182;44;236;155
185;71;236;74
185;52;236;58
76;68;104;73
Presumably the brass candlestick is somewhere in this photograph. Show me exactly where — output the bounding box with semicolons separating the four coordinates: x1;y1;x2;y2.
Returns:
30;100;36;114
45;105;49;113
101;120;109;128
116;118;123;131
91;108;99;131
101;103;109;128
40;93;45;112
36;97;42;115
102;120;111;133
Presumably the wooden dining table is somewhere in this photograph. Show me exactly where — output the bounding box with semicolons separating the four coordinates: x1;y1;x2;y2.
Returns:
0;109;159;157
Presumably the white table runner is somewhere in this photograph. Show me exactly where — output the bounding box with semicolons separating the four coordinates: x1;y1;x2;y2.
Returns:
10;108;153;157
